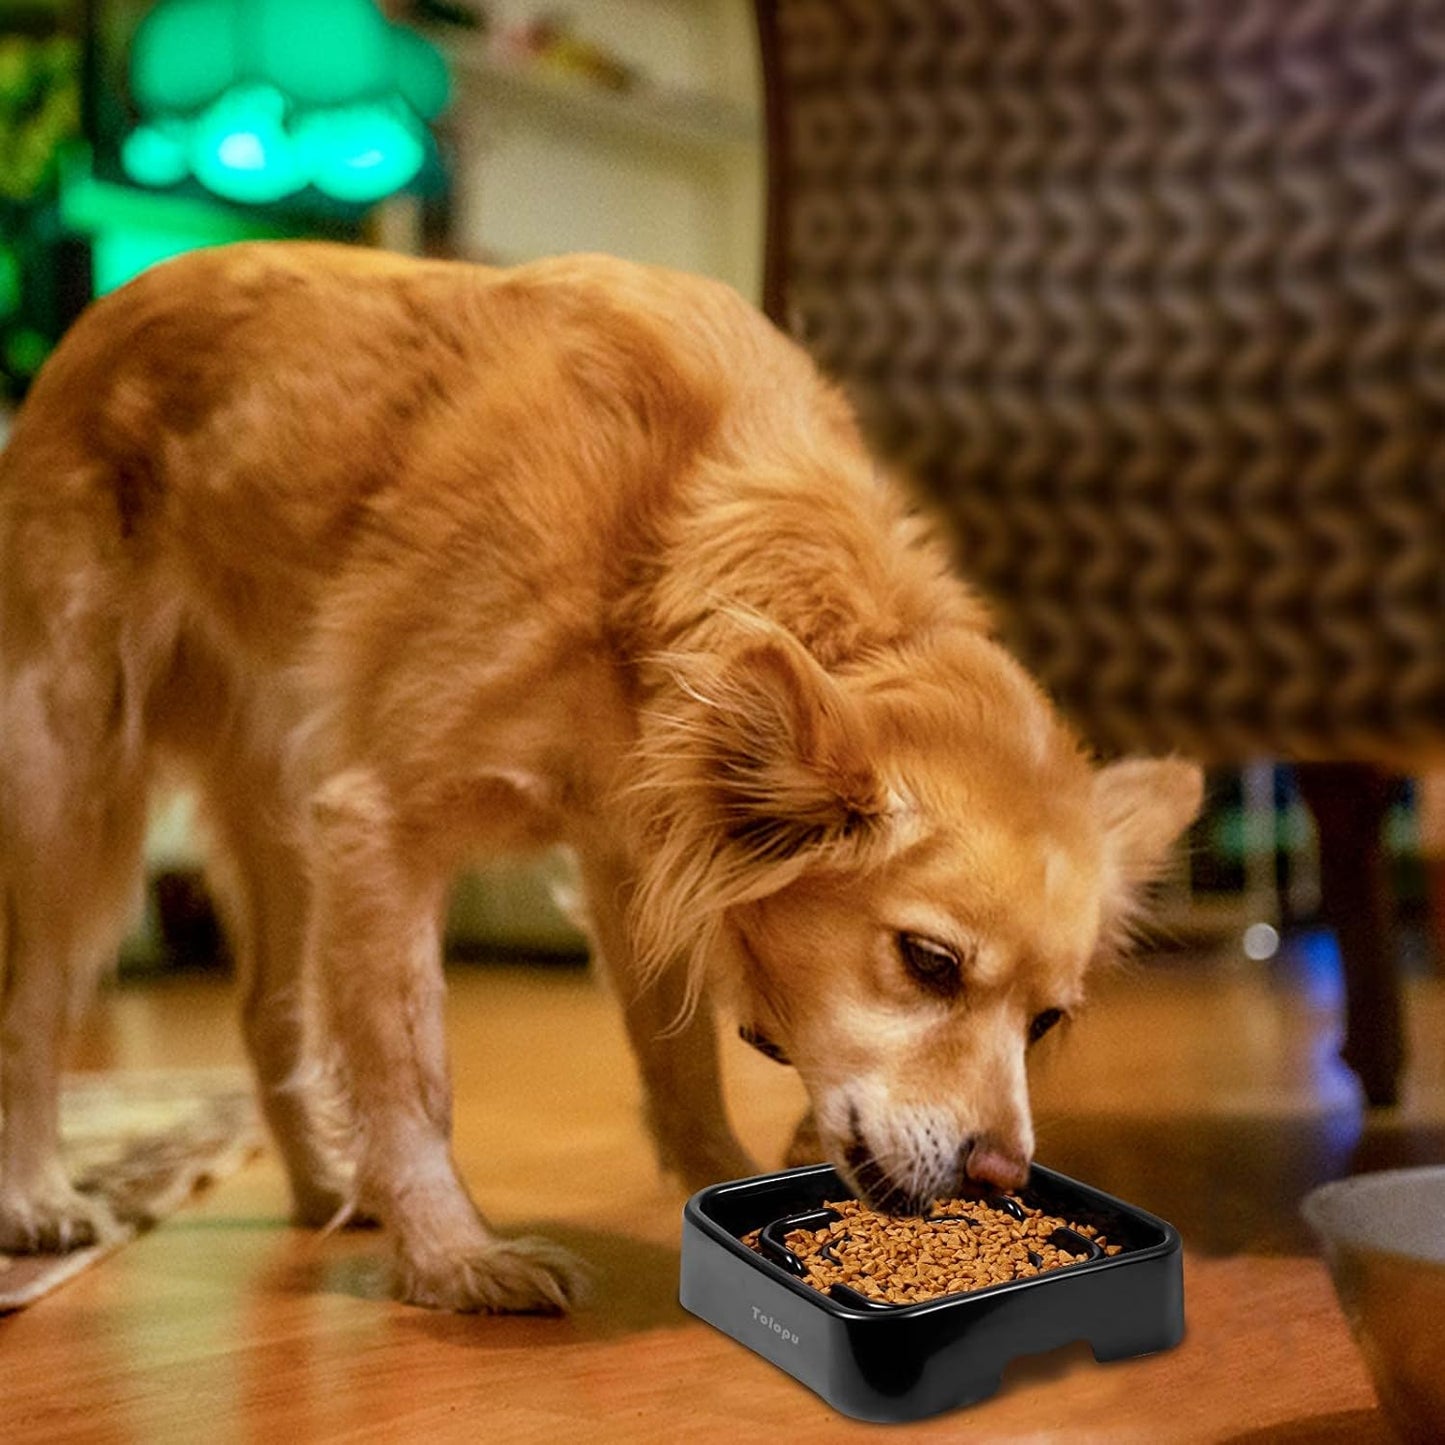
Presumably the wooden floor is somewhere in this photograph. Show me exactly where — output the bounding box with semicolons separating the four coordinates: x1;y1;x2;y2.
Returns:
1;938;1442;1442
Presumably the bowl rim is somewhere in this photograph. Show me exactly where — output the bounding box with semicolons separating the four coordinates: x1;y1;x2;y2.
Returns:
1301;1164;1445;1264
686;1161;1182;1322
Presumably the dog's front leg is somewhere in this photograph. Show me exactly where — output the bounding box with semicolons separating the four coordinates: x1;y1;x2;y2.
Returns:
784;1109;824;1169
576;849;757;1190
310;771;584;1312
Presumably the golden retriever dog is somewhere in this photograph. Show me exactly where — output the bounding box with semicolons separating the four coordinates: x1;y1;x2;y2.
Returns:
0;243;1201;1311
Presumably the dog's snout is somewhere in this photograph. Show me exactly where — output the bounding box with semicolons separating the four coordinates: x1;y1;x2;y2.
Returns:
963;1139;1031;1192
956;1135;977;1179
841;1131;928;1216
831;1102;1032;1212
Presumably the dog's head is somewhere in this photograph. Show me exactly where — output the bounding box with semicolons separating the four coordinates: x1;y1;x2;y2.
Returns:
633;625;1202;1212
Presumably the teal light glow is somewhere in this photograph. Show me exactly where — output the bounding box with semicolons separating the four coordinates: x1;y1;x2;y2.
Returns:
245;0;393;108
124;0;449;208
61;157;294;295
130;0;238;115
189;86;304;204
121;121;190;188
393;28;450;120
217;131;264;169
92;228;212;295
293;102;424;203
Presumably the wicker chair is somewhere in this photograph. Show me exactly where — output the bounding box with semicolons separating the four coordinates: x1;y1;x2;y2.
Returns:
757;0;1445;1105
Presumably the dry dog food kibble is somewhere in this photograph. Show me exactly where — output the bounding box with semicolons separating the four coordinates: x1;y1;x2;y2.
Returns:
744;1194;1125;1306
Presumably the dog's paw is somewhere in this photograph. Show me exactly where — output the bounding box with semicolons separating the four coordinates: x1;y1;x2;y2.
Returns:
0;1183;125;1254
396;1234;589;1314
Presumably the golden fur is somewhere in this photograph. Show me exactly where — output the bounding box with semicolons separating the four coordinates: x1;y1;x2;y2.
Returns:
0;243;1202;1311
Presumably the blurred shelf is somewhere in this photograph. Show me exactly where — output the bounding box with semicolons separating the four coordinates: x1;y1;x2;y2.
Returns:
1146;892;1266;953
441;39;761;157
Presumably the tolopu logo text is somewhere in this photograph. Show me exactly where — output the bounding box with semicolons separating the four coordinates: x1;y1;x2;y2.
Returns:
751;1306;800;1344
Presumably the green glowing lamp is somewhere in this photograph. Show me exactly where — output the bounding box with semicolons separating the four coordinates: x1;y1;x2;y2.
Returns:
189;84;304;205
120;117;190;187
0;242;20;320
129;0;237;115
394;28;450;121
292;101;425;204
4;328;49;378
124;0;449;206
241;0;393;108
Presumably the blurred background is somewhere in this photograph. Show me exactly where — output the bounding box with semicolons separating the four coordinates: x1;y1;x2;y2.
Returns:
3;7;1443;1434
0;0;764;960
1;0;1443;1216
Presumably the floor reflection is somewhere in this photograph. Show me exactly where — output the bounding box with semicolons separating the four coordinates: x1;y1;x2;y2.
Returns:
1034;1110;1445;1254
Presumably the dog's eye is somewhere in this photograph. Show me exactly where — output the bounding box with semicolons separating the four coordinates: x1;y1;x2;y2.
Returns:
1029;1008;1064;1045
897;934;963;996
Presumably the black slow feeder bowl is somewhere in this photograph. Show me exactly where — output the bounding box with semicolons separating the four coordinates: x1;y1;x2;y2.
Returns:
680;1162;1183;1423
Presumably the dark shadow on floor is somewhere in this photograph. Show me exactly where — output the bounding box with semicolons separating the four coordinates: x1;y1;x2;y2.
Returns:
991;1338;1098;1401
283;1221;688;1345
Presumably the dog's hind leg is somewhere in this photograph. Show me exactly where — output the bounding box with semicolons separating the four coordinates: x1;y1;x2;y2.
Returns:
575;848;756;1191
195;737;358;1228
0;636;145;1251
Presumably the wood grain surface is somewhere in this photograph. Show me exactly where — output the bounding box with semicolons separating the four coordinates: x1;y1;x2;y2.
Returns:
2;950;1440;1443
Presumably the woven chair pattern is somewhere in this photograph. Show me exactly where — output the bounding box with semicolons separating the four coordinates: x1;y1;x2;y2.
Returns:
762;0;1445;763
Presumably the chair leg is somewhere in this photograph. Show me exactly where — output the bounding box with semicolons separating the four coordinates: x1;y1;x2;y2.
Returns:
1418;772;1445;976
1293;763;1404;1107
1430;859;1445;978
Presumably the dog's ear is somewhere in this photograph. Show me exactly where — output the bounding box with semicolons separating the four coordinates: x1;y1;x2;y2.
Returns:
706;638;890;861
625;634;894;1011
1094;756;1204;903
